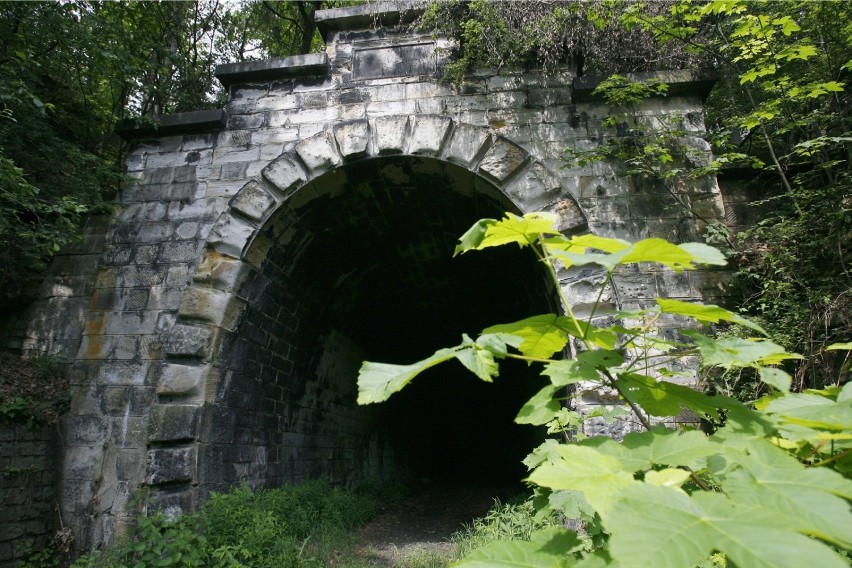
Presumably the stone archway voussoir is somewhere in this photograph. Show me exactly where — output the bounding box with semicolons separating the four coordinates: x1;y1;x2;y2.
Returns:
478;137;530;186
408;115;453;156
294;129;342;175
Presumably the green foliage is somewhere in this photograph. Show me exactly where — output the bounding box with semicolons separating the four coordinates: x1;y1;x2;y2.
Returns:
419;1;708;81
616;0;852;393
356;213;852;567
451;497;563;560
72;479;383;568
0;1;350;297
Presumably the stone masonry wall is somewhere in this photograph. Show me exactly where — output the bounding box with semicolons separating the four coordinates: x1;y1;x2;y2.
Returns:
0;424;60;568
12;4;730;552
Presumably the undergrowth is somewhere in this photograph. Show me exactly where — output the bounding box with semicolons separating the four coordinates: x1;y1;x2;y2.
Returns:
69;479;383;568
450;495;561;560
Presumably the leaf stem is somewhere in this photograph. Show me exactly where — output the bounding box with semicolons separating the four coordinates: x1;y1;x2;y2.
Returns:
809;448;851;468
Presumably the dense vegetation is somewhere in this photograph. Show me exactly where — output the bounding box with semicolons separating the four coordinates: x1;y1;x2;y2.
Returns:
3;0;850;566
354;1;852;565
0;0;341;298
418;0;851;396
54;480;382;568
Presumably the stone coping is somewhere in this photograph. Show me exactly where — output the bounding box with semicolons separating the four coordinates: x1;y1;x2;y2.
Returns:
573;70;716;103
115;109;227;141
215;53;329;88
315;2;424;37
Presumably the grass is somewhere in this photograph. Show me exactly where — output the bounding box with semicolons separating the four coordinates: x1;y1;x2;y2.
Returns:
69;479;385;568
26;482;555;568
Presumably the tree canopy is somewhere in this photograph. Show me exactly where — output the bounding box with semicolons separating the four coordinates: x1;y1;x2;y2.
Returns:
0;0;340;298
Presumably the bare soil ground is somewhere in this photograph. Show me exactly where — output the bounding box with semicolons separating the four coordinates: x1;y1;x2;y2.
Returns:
340;482;505;567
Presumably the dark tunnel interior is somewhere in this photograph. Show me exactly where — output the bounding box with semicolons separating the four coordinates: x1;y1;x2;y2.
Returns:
212;156;560;493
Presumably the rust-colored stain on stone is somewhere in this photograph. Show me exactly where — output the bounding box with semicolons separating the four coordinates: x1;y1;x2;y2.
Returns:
85;312;108;336
84;334;107;359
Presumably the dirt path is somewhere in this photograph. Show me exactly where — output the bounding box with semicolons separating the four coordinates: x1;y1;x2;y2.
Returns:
345;483;505;566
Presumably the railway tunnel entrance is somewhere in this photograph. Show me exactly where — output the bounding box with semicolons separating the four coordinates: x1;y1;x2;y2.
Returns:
201;155;559;495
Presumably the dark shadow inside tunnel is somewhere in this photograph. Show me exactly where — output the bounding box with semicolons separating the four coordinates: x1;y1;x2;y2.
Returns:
202;156;561;496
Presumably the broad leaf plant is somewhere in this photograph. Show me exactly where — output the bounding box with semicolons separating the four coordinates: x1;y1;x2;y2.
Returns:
356;212;852;568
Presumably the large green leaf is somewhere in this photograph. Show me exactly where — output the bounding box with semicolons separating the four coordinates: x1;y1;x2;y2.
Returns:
759;367;792;393
452;527;580;567
776;400;852;432
454;212;559;255
620;427;717;471
542;350;623;387
619;238;719;272
580;427;716;472
685;332;803;368
516;385;564;425
357;348;458;405
715;439;852;548
357;333;516;404
656;298;766;335
484;315;572;359
619;373;720;419
607;485;848;568
541;359;599;386
527;445;636;514
543;233;631;254
455;334;501;382
485;314;618;356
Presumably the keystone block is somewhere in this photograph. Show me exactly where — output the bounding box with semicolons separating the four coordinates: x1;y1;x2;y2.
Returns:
371;115;409;155
334;119;370;160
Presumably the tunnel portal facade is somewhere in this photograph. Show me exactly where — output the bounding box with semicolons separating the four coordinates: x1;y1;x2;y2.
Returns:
16;4;730;549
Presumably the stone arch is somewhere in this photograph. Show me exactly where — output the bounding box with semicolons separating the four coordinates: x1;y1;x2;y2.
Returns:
146;115;587;503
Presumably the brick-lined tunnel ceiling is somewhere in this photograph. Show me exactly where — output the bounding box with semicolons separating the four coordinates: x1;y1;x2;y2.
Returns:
214;157;558;487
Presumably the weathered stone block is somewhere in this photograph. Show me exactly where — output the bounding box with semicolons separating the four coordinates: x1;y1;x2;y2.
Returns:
262;153;308;197
294;130;341;174
553;198;587;232
444;123;490;167
505;161;562;211
408;115;452;156
157;363;207;397
149;404;201;442
333;120;369;160
478;138;529;183
145;447;196;485
177;286;245;331
163;324;214;358
193;249;250;292
207;213;257;259
371;115;409;155
229;180;278;222
104;311;159;335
